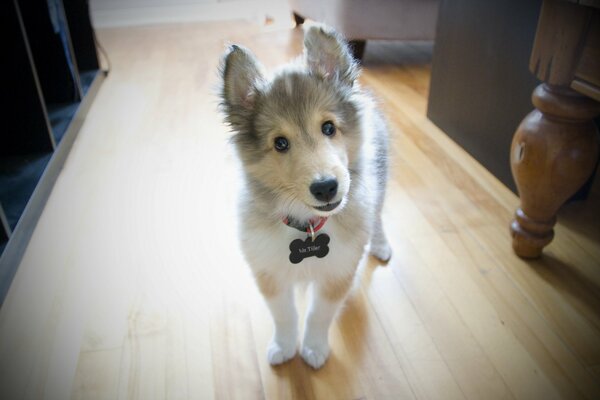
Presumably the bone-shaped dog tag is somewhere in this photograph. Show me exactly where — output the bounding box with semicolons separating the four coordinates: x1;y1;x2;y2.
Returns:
289;234;330;264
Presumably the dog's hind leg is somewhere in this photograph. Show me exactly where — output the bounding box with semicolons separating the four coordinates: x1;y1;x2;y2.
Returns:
370;215;392;262
370;112;392;262
370;182;392;262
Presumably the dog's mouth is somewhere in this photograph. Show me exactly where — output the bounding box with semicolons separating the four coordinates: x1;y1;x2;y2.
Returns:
313;200;342;212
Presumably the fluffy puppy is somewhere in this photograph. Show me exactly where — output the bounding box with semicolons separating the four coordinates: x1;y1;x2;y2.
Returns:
220;25;391;369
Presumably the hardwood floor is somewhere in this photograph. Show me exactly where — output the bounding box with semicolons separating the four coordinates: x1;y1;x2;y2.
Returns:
1;21;599;399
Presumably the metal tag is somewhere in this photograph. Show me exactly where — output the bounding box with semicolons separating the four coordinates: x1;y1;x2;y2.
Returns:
289;234;330;264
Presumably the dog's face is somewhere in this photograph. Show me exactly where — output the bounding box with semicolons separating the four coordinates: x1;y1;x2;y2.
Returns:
221;26;363;220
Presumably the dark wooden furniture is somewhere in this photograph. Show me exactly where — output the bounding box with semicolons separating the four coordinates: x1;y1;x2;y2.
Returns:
427;0;543;194
510;0;600;258
0;0;105;299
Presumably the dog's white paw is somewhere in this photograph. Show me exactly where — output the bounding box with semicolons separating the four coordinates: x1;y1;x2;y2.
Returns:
300;342;330;369
267;340;296;365
370;225;392;262
370;241;392;262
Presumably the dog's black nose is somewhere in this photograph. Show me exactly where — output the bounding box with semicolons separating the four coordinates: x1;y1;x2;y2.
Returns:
310;178;338;202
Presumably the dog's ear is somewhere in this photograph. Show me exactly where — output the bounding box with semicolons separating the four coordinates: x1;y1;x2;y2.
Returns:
304;25;358;85
221;45;265;110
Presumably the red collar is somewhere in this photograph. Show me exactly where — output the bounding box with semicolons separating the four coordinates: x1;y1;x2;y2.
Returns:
283;216;328;235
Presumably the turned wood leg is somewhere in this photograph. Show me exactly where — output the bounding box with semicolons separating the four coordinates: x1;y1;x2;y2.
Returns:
510;84;600;258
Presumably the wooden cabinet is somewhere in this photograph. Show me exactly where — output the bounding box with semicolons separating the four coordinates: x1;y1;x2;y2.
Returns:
427;0;599;259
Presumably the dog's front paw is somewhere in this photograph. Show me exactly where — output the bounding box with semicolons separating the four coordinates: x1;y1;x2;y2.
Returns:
267;340;296;366
300;342;330;369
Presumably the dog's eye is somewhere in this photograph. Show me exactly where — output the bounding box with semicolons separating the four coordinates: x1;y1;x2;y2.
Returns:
274;136;289;152
321;121;336;136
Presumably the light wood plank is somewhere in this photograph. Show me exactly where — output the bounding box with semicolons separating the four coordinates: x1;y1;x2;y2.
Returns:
370;75;600;370
0;20;598;400
360;258;466;400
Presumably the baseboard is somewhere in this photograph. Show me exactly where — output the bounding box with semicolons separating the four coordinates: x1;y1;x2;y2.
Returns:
91;1;268;28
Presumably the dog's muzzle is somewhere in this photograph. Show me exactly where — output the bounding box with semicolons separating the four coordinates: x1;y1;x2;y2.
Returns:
310;178;338;203
313;200;342;212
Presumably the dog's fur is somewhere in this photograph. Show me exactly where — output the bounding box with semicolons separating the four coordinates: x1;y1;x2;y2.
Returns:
220;25;391;369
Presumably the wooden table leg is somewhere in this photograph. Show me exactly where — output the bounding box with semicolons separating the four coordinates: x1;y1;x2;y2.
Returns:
510;83;600;258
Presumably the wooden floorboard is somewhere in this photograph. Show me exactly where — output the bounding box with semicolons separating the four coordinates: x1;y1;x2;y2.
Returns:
0;20;599;399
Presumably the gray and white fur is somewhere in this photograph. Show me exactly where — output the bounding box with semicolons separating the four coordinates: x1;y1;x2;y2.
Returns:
220;25;391;369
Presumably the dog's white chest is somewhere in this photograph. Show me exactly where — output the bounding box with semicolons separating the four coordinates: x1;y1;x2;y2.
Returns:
240;218;369;281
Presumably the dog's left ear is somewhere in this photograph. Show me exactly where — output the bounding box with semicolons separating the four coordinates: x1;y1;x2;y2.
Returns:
221;44;265;110
304;25;358;85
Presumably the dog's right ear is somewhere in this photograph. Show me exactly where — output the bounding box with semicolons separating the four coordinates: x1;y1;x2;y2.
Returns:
221;45;265;110
304;25;358;86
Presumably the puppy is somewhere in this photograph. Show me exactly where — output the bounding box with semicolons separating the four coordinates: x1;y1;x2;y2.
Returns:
220;25;391;369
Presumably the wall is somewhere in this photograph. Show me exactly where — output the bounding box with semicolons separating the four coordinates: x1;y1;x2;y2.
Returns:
90;0;290;27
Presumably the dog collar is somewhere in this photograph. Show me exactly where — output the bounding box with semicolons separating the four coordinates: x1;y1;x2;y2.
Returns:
283;216;328;239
